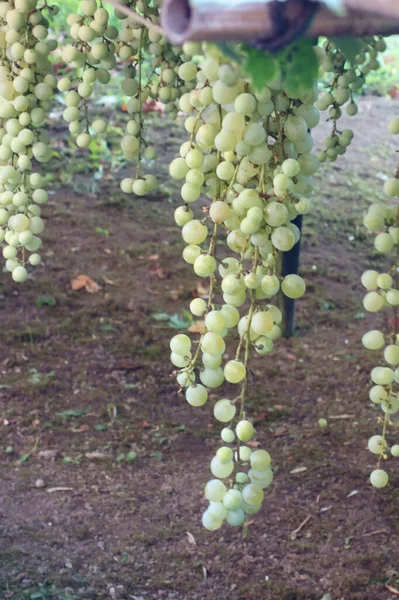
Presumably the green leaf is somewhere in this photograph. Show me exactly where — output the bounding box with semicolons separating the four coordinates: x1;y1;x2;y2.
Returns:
277;39;319;94
241;44;277;91
57;408;89;420
5;445;13;453
167;313;192;330
95;423;108;431
99;323;115;332
330;37;364;64
19;452;30;463
151;311;172;322
36;295;57;307
217;42;243;64
126;451;137;462
94;226;109;236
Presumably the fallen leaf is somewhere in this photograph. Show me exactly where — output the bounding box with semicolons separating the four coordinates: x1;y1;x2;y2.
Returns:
188;320;206;334
149;263;169;279
141;420;150;429
347;490;359;498
73;424;89;433
290;466;308;474
186;531;196;545
102;277;119;286
85;451;106;459
71;274;101;293
247;440;260;447
194;281;209;297
47;487;73;493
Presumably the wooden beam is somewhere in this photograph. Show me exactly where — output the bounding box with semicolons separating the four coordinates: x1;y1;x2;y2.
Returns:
161;0;399;46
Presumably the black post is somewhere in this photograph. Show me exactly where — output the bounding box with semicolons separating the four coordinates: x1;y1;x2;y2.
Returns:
282;214;303;338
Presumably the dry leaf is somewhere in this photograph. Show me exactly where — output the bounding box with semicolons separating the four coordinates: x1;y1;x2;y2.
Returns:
73;424;89;433
290;466;308;474
188;320;206;334
47;487;73;493
71;274;101;293
186;531;196;545
148;263;169;279
141;420;150;429
247;441;260;448
194;281;209;297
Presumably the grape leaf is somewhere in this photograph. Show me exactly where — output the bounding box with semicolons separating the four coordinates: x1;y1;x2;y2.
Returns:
277;39;319;94
241;45;278;91
330;37;364;64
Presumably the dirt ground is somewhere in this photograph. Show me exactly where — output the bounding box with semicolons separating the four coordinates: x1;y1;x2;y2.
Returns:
0;97;399;600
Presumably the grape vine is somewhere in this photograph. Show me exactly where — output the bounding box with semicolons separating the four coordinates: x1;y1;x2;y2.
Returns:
0;0;396;530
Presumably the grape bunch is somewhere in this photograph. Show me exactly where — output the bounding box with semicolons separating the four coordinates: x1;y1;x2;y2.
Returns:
169;44;320;529
315;36;386;163
0;0;57;281
60;0;115;146
361;116;399;488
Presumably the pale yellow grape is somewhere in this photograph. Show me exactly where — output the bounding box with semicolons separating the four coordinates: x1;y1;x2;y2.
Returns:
201;331;225;355
183;244;201;264
205;310;226;332
249;467;273;489
12;265;27;282
372;366;394;385
185;148;203;169
251;311;273;335
242;483;264;506
284;115;307;142
224;360;245;383
264;202;288;227
216;446;234;464
171;352;191;368
203;353;222;368
186;384;208;407
384;344;399;365
271;227;295;251
362;330;385;350
209;200;230;224
222;112;245;135
214;130;236;153
176;371;195;387
370;469;388;488
169;157;189;180
255;336;274;355
212;80;239;105
381;394;399;415
205;479;227;502
363;291;384;312
226;508;245;526
210;456;234;478
281;274;306;299
391;445;399;457
374;232;394;253
376;273;392;289
361;270;379;290
216;161;234;181
261;274;280;296
383;177;399;197
234;93;256;116
181;182;201;204
282;158;300;177
369;385;387;404
388;118;399;135
214;399;236;422
200;367;224;388
207;502;227;521
250;449;271;470
368;435;386;455
186;169;205;188
220;304;240;328
178;62;197;81
174;205;193;227
182;220;207;245
170;333;191;355
387;289;399;306
243;122;266;146
221;428;235;443
236;420;254;442
190;297;207;317
223;489;242;510
196;124;217;149
202;510;223;531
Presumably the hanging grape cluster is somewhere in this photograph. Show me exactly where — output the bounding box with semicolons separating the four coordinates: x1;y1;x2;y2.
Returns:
361;116;399;488
0;0;58;281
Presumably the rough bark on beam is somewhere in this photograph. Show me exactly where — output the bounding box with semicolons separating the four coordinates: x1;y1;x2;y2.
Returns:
161;0;399;46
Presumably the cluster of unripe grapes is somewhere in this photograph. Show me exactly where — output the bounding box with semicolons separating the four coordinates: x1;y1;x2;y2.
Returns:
60;0;114;146
168;43;325;529
0;0;57;281
361;116;399;488
316;36;385;163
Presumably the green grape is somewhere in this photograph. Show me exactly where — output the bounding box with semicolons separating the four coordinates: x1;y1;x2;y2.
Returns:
190;297;207;316
363;291;384;312
221;428;235;443
210;456;234;478
201;331;225;355
223;489;242;510
391;445;399;457
224;360;245;383
368;435;386;454
202;509;223;531
182;220;208;245
369;469;388;488
281;274;306;299
236;420;254;442
250;449;271;470
170;333;191;355
186;384;208;407
214;399;236;422
362;330;385;350
200;367;224;388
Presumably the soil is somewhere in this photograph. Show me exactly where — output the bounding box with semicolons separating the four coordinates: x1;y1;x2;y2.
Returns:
0;97;399;600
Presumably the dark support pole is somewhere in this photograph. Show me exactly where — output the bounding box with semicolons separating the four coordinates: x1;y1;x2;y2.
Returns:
282;214;303;338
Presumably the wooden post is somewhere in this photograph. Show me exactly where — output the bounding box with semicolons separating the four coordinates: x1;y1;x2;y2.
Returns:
282;215;303;338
